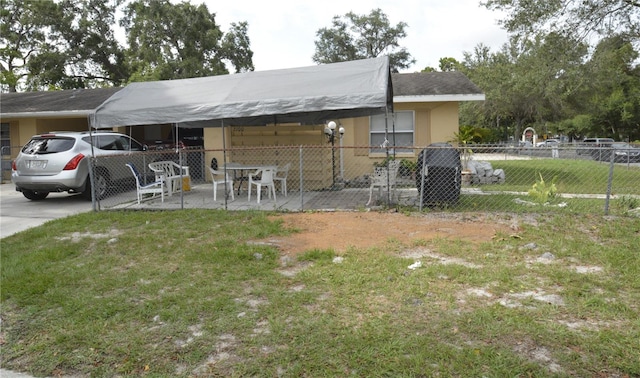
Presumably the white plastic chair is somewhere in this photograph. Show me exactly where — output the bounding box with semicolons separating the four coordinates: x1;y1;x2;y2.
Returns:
273;162;291;196
148;160;190;196
366;166;398;206
126;163;165;204
388;159;401;175
248;168;276;204
209;167;234;201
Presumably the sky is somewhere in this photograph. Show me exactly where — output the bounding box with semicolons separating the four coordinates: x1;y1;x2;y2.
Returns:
197;0;510;73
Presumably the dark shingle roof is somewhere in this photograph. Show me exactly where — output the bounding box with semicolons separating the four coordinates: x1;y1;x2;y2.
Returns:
1;87;122;115
1;72;482;117
392;71;483;96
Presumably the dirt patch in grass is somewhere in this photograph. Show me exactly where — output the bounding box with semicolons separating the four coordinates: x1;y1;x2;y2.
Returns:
265;211;516;256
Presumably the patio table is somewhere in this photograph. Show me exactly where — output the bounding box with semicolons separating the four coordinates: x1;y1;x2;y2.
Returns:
222;163;278;195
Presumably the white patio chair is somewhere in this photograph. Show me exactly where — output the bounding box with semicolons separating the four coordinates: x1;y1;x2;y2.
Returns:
388;159;401;176
248;168;277;204
148;160;190;196
366;166;398;206
209;166;234;201
273;162;291;196
125;163;165;204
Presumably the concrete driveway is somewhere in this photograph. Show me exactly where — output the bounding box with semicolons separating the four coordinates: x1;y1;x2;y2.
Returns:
0;183;94;239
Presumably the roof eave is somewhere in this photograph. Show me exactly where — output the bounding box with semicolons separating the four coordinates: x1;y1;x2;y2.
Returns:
394;94;485;103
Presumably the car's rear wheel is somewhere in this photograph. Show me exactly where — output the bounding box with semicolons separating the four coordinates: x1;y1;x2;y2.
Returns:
81;171;110;201
22;189;49;201
81;174;93;200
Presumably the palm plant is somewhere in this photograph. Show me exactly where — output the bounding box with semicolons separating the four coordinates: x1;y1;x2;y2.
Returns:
451;125;482;170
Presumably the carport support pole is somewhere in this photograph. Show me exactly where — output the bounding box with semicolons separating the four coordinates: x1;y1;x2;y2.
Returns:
175;123;184;209
222;120;228;210
384;108;391;206
604;147;615;215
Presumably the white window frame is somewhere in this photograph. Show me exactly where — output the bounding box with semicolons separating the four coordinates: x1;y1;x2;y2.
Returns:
369;111;415;155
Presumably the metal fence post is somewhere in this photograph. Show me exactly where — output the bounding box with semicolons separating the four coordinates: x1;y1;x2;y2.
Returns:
604;147;615;215
299;146;304;211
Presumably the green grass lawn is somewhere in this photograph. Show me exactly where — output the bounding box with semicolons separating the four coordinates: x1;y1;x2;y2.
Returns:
484;159;640;195
2;210;640;377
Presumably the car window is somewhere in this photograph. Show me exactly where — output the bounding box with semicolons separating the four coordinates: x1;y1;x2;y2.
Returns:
82;135;144;151
82;135;124;151
21;137;75;154
118;135;144;151
583;138;613;144
131;138;144;151
95;135;121;150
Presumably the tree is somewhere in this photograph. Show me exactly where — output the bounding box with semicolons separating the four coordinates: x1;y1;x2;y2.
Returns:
583;35;640;140
122;0;253;81
421;57;461;72
0;0;60;92
312;8;415;72
220;22;254;73
461;33;589;141
2;0;255;91
460;43;525;137
438;57;461;72
482;0;640;41
1;0;128;91
41;0;128;89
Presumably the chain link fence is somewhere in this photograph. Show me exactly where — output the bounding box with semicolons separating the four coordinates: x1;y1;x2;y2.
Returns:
91;144;640;216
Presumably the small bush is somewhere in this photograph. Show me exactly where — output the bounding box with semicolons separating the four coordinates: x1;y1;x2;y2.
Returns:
528;173;558;204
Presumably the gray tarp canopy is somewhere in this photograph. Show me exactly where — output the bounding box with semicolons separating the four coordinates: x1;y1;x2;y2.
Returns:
90;56;392;129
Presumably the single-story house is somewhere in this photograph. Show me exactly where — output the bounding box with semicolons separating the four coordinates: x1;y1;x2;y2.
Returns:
1;58;484;184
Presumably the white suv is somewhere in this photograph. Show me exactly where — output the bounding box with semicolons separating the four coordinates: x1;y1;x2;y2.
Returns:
576;137;614;157
12;131;147;200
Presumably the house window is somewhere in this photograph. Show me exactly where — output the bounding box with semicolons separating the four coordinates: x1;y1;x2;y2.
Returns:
370;111;414;153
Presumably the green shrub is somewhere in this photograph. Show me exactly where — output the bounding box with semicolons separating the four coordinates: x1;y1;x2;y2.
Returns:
528;173;558;204
399;159;417;177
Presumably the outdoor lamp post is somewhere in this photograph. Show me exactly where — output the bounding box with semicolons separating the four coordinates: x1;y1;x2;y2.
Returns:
324;121;345;188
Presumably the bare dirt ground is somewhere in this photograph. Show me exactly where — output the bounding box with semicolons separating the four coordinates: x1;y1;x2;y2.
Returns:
266;211;518;255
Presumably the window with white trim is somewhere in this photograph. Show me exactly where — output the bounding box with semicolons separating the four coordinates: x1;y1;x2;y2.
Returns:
370;111;414;153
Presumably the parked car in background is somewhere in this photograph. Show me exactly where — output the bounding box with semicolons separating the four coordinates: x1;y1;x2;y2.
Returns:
611;142;640;163
576;137;614;156
146;127;204;150
11;131;147;200
518;140;533;148
535;139;560;147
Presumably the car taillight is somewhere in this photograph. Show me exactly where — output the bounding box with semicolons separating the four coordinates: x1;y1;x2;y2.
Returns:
63;153;85;170
11;160;16;171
